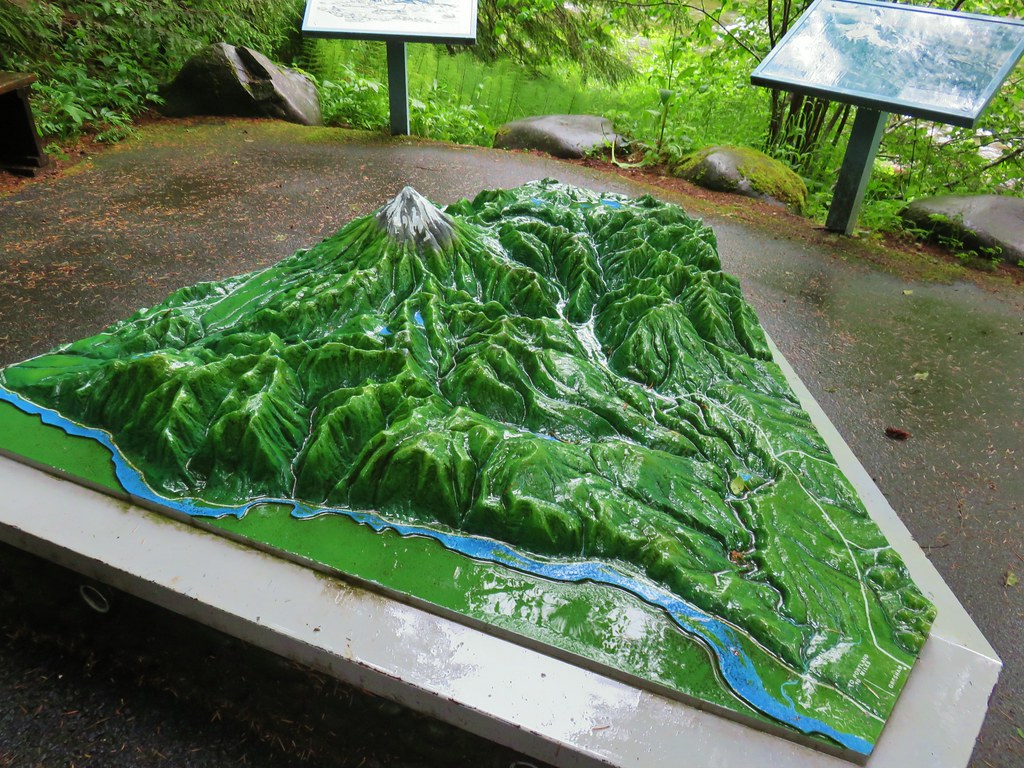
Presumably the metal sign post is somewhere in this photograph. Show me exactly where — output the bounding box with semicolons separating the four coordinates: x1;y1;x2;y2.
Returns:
302;0;479;137
825;108;887;235
386;41;410;135
752;0;1024;234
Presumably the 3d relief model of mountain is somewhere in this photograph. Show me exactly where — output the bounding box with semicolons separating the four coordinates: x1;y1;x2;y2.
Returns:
0;180;934;754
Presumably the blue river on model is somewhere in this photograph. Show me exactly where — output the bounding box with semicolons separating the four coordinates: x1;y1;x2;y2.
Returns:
1;385;872;754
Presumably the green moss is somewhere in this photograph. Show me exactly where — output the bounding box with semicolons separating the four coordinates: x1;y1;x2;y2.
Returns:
673;148;722;187
735;149;807;211
675;145;808;212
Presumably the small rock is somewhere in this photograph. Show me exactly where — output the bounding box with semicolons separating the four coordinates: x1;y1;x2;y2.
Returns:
884;427;911;441
159;43;321;126
494;115;626;159
672;145;807;212
900;195;1024;264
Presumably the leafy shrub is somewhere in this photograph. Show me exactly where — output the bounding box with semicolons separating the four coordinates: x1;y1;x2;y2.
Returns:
0;0;305;140
318;71;389;132
411;83;494;147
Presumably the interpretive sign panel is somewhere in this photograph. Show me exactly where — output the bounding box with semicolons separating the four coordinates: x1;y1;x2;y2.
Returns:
751;0;1024;128
752;0;1024;234
302;0;478;134
302;0;478;44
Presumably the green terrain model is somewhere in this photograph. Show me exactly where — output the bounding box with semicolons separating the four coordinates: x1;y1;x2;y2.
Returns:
0;181;935;756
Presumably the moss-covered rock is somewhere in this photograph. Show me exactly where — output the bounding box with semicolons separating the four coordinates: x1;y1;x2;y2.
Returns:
673;145;807;212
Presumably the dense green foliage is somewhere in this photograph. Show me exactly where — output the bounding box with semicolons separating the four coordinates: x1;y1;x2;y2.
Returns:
1;182;934;744
476;0;636;83
1;0;1020;238
0;0;304;140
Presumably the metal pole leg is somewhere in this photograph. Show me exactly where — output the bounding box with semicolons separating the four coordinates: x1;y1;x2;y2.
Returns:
826;108;888;235
386;40;409;136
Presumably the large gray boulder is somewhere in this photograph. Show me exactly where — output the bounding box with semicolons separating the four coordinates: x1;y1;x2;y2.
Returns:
672;145;807;212
159;43;321;126
494;115;626;159
901;195;1024;264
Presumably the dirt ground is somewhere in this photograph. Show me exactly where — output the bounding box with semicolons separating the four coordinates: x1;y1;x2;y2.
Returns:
4;115;1021;290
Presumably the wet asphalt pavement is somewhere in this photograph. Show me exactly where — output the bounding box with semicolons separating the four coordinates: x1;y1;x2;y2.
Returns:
0;119;1021;768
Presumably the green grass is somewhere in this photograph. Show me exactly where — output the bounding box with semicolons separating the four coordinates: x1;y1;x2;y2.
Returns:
301;37;768;155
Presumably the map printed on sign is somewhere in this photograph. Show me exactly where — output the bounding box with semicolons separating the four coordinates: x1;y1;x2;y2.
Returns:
0;182;935;760
302;0;478;43
751;0;1024;126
